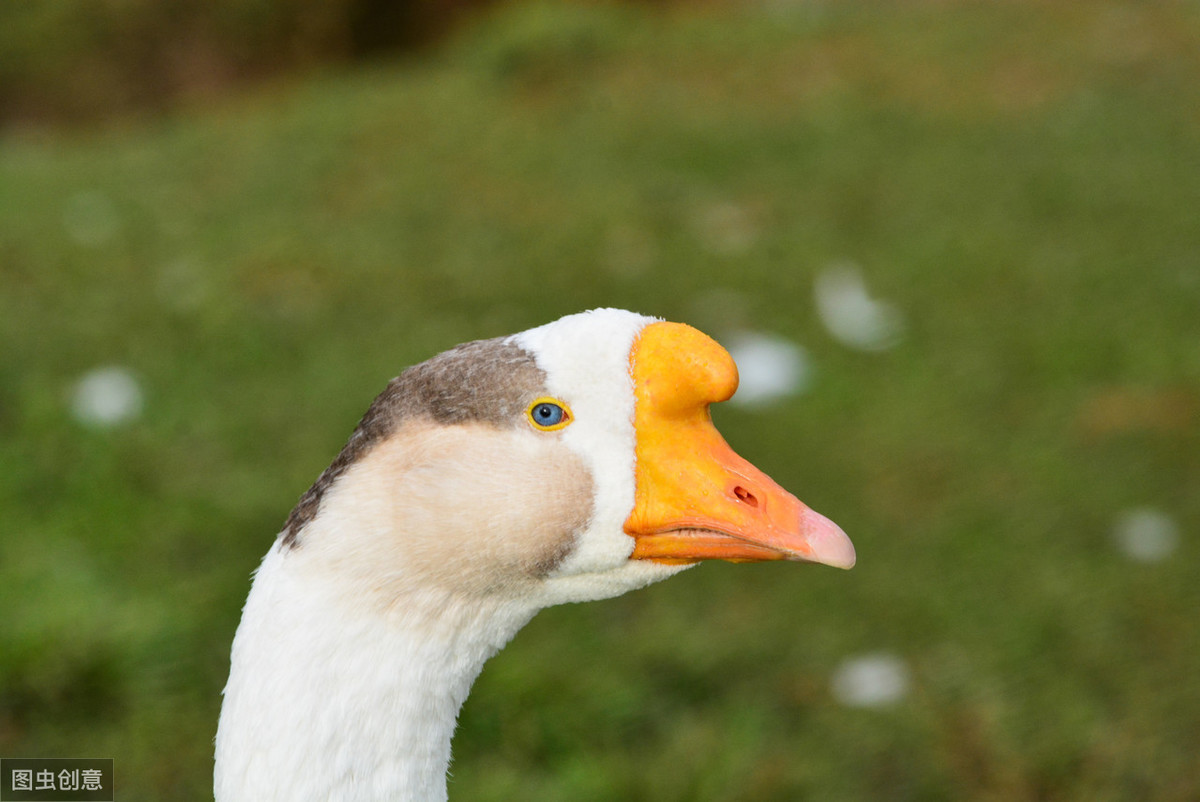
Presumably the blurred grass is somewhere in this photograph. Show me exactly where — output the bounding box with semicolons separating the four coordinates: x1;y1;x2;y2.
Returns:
2;1;1199;799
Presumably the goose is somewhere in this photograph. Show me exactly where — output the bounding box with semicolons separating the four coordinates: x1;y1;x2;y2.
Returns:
214;308;855;802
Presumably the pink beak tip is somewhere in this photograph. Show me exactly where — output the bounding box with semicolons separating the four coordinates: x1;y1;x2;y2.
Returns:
800;508;857;570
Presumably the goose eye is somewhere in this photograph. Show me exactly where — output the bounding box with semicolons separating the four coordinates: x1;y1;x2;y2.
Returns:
527;398;571;431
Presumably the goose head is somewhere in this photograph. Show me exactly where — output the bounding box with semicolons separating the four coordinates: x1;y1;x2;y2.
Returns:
279;308;851;610
215;308;853;802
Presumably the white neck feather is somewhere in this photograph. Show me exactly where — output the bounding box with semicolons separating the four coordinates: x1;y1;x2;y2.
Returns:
214;540;537;802
215;310;687;801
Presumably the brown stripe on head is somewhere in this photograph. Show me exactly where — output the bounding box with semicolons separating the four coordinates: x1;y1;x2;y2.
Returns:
280;337;547;548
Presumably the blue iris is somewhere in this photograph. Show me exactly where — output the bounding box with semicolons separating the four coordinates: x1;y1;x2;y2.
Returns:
531;402;566;427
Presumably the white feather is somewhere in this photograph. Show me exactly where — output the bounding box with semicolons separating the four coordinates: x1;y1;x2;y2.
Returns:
216;309;693;802
514;309;693;606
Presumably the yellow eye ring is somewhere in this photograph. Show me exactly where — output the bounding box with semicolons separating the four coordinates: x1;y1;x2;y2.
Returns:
526;397;572;431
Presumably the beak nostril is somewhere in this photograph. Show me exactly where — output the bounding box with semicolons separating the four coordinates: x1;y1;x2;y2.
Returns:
733;486;759;508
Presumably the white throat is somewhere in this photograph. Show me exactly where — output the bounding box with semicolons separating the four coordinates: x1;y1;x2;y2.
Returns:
214;538;537;802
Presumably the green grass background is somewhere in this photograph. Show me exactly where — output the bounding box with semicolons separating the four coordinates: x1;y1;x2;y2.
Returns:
2;1;1199;799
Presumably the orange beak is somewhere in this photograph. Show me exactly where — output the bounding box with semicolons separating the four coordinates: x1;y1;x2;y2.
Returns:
624;322;856;569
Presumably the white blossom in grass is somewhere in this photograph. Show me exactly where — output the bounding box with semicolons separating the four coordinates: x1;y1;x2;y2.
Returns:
71;367;144;428
814;262;904;351
832;652;910;708
63;190;120;247
725;332;811;408
1113;507;1180;563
